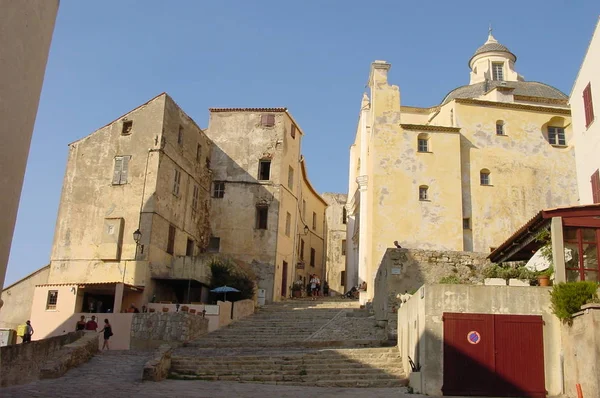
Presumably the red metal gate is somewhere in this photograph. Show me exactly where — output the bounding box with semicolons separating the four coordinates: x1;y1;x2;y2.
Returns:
442;312;546;397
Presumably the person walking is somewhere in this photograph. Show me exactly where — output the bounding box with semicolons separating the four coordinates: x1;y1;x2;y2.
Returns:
309;274;318;301
99;319;113;350
22;320;34;343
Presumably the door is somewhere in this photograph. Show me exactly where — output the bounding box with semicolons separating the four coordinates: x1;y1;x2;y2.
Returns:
281;261;288;297
442;313;546;397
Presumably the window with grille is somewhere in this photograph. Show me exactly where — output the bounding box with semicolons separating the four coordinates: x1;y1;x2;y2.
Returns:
258;159;271;180
419;186;428;201
548;127;566;146
583;83;595;128
173;169;181;195
310;248;316;267
261;114;275;127
213;182;225;198
192;185;199;210
496;121;505;135
112;156;131;185
46;290;58;310
492;63;504;81
480;170;491;186
256;206;268;229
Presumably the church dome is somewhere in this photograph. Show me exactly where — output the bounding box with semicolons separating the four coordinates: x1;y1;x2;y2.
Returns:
468;32;516;67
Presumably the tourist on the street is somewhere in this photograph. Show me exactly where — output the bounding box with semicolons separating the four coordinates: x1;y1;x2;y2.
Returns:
76;315;86;331
85;315;98;331
22;320;34;343
309;274;318;300
99;319;113;350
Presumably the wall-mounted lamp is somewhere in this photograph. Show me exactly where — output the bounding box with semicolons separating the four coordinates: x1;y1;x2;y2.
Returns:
133;229;142;244
303;225;309;235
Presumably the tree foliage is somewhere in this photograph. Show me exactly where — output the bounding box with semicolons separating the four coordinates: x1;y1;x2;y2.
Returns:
550;281;599;325
209;259;255;302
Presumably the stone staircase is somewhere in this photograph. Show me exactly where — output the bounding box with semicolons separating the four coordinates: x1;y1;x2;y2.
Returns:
170;299;408;388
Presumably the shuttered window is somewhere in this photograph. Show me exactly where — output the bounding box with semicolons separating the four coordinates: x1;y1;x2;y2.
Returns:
192;185;200;210
592;169;600;204
584;83;595;128
112;156;131;185
173;169;181;196
261;114;275;127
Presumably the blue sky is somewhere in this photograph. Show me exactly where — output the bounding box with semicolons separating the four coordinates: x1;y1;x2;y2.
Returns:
6;1;599;286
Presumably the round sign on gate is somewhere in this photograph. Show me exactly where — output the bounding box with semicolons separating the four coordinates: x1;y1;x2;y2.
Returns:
467;331;481;345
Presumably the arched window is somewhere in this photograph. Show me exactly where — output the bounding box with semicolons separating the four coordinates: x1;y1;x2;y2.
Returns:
480;169;491;186
417;133;429;153
496;120;505;135
419;185;429;201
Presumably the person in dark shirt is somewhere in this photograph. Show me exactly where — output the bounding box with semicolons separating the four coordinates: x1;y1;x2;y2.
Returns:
99;319;113;350
75;316;86;331
85;315;98;331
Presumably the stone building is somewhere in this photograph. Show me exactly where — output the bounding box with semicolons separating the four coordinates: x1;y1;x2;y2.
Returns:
346;32;579;300
31;93;213;323
570;16;600;204
322;193;348;295
206;108;327;303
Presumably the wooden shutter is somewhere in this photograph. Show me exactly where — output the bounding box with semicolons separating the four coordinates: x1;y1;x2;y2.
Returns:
112;157;123;184
592;170;600;204
120;156;130;184
261;114;269;126
584;83;594;128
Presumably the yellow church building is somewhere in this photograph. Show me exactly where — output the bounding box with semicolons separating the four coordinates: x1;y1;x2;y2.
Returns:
345;32;579;300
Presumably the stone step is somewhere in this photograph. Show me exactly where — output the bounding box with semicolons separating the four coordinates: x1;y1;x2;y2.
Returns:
169;374;408;387
172;359;402;369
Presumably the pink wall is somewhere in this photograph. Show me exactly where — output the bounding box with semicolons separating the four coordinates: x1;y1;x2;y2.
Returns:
146;303;220;332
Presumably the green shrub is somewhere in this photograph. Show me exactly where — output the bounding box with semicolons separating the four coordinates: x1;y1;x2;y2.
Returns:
550;281;599;325
209;259;255;301
482;265;503;279
439;275;462;284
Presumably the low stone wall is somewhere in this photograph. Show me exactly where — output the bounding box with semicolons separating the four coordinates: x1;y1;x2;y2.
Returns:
0;331;83;387
130;312;209;350
39;332;99;379
218;300;232;328
142;344;172;382
232;299;254;320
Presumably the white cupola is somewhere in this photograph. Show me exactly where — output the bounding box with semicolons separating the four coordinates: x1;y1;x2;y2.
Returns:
468;30;523;85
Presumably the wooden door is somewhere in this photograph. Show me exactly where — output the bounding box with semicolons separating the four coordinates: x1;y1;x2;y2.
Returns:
281;261;288;297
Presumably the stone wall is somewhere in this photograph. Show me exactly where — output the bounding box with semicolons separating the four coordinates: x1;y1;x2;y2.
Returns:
39;332;99;379
0;331;83;387
130;312;208;349
232;299;254;320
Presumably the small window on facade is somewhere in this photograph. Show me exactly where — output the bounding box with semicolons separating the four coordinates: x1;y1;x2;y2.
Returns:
341;271;346;287
548;126;566;146
312;212;317;230
258;159;271;181
300;239;305;260
213;182;225;198
261;114;275;127
207;237;220;253
46;290;58;310
583;83;595;128
480;169;491;186
496;121;505;135
342;207;347;224
463;218;471;230
310;248;316;267
112;156;131;185
196;144;202;162
192;185;200;210
173;169;181;195
186;238;194;256
285;212;291;236
591;169;600;204
288;166;294;190
256;206;268;229
417;133;429;152
167;225;176;255
342;239;347;256
302;200;306;219
122;120;133;135
492;63;504;81
178;125;184;146
564;228;600;282
291;124;296;139
419;186;429;201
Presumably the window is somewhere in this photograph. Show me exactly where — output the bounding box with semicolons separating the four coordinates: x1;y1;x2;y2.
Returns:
285;212;291;236
192;185;199;210
291;124;296;139
173;169;181;195
261;114;275;127
167;225;176;255
213;182;225;198
302;200;306;219
342;240;347;256
564;227;599;282
46;290;58;310
256;206;268;229
463;218;471;230
583;83;595;128
496;121;505;135
342;207;347;224
417;133;429;152
186;238;194;256
207;237;220;253
312;212;317;230
112;156;131;185
288;166;294;190
258;159;271;180
310;248;316;267
419;186;428;201
196;144;202;162
121;120;133;135
178;125;184;145
492;63;504;81
300;239;305;260
591;169;600;204
341;271;346;287
548;127;566;146
480;169;491;186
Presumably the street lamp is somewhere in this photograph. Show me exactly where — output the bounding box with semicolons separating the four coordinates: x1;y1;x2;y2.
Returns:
133;229;142;245
303;225;309;235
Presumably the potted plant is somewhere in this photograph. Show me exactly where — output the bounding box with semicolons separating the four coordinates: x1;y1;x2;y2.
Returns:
536;266;554;287
291;281;303;298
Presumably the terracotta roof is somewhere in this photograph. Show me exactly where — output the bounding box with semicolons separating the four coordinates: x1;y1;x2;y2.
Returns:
36;282;142;290
400;124;461;132
454;98;571;114
209;108;287;113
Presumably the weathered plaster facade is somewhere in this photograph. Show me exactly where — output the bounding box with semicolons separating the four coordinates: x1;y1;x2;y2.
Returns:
0;0;59;301
323;193;347;295
347;33;578;301
206;109;326;302
0;265;50;329
48;93;212;304
570;17;600;204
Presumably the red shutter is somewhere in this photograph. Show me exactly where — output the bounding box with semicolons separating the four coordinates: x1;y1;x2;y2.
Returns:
583;83;594;128
592;169;600;204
